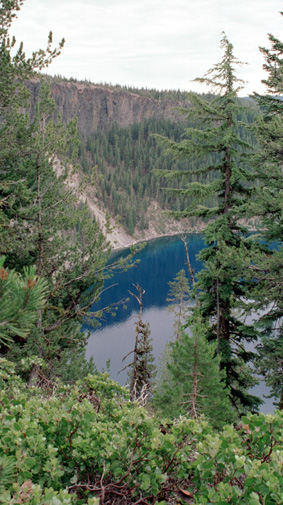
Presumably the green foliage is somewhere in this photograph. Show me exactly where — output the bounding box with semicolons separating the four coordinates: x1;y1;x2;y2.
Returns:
0;456;16;488
0;256;47;346
1;78;110;380
249;13;283;409
154;312;235;428
166;268;191;341
2;6;283;502
1;361;283;504
190;411;283;504
0;1;64;112
79;98;258;235
0;3;113;382
0;361;209;504
154;34;260;412
255;334;283;409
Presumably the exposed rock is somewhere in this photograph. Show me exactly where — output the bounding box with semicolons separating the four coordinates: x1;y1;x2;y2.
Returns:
26;78;184;136
27;77;193;247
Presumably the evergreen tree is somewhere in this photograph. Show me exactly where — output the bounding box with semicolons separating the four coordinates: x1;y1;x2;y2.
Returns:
155;34;260;412
251;14;283;408
0;256;47;346
0;1;111;381
153;311;235;428
166;269;191;341
255;334;283;410
252;15;283;240
0;1;64;262
82;105;257;235
2;79;109;381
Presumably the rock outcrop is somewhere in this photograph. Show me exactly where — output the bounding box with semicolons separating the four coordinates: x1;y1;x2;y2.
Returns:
26;77;191;246
26;79;184;136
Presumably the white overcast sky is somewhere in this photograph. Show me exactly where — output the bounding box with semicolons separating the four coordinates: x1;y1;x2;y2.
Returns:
10;0;283;96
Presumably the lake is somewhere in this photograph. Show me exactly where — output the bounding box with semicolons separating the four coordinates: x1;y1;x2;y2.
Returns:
85;233;274;413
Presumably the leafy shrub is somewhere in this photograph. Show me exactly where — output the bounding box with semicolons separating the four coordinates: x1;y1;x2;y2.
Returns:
190;412;283;504
1;359;283;504
0;360;205;503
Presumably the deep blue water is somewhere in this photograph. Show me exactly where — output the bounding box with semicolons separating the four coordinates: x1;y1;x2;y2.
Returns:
85;233;274;413
86;234;204;324
85;234;204;377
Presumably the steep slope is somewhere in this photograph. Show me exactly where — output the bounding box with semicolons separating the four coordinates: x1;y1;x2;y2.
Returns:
25;77;196;246
26;78;184;136
26;78;258;247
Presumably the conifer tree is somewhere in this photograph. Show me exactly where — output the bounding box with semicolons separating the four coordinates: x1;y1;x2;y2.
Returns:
0;1;111;381
155;34;260;412
0;256;47;346
252;14;283;240
250;14;283;407
255;334;283;410
166;269;191;341
0;1;65;261
3;81;109;381
153;311;235;428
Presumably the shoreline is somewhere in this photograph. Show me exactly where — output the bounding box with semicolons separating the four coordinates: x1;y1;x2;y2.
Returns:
104;202;206;251
62;172;206;252
107;218;260;252
110;228;202;252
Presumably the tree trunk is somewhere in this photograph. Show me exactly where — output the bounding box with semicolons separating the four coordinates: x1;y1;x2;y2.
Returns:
279;382;283;411
190;335;199;418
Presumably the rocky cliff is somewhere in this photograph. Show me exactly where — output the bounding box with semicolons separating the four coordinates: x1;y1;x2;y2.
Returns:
26;78;192;247
26;79;183;136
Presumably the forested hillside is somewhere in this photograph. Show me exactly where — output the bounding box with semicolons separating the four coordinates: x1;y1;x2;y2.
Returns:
2;1;283;504
25;76;260;238
78;102;259;234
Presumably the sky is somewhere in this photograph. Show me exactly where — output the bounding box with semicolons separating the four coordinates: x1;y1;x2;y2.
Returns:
10;0;283;96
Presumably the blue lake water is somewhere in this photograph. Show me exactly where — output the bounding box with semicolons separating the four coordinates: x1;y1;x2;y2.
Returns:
85;233;275;413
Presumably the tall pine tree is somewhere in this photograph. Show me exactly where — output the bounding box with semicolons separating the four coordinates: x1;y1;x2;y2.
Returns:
251;14;283;408
153;311;235;428
155;34;260;412
0;1;111;381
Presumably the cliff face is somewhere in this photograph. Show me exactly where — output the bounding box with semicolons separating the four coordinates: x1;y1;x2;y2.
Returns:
26;79;182;136
26;78;190;243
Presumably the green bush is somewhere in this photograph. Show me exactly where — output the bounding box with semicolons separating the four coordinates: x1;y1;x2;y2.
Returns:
1;359;283;504
190;412;283;504
0;360;205;503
